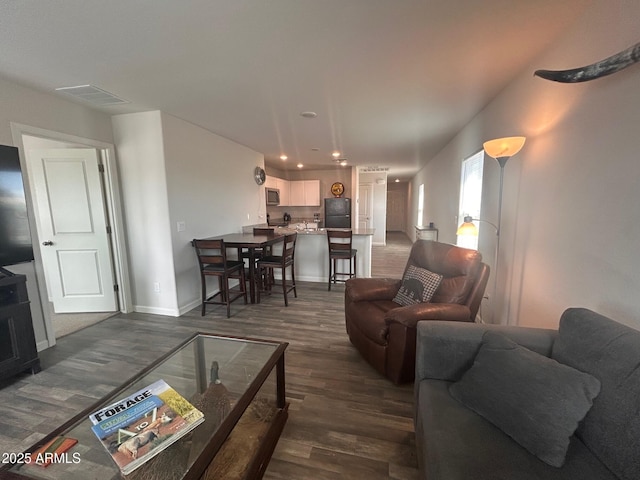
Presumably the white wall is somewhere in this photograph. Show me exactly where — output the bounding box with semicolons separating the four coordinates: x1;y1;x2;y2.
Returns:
410;0;640;330
160;112;265;314
112;111;265;316
112;112;177;315
0;76;114;349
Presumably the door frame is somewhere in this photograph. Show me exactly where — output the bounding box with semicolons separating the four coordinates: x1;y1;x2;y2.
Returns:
10;122;132;347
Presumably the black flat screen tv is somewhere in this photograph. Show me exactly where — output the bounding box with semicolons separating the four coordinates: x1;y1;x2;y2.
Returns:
0;145;34;268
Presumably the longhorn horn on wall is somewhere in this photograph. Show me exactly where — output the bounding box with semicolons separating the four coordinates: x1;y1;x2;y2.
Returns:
534;42;640;83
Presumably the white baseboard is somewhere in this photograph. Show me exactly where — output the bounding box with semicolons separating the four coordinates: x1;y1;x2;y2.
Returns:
134;305;181;317
36;339;52;352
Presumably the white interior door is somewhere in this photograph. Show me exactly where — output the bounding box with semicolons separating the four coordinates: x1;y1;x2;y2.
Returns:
28;148;117;313
358;183;373;230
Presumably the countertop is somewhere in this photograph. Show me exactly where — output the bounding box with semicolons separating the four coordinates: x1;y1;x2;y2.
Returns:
277;226;375;236
243;223;374;236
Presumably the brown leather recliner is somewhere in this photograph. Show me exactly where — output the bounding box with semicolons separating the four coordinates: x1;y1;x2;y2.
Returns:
345;240;490;384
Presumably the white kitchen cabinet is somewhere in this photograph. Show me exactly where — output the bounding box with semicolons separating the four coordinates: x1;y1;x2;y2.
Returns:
264;175;277;189
303;180;320;206
276;178;290;206
288;180;320;206
289;181;305;206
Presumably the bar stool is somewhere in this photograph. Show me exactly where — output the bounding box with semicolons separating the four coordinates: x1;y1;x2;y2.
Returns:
249;227;275;289
256;233;297;306
193;239;247;318
327;229;357;291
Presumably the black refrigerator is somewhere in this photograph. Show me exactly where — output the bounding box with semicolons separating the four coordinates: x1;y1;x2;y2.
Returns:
325;198;351;228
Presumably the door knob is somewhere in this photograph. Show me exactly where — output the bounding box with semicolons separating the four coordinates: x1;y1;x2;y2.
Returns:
42;241;54;246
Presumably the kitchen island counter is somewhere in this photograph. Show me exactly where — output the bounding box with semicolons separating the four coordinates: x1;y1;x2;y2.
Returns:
242;224;373;281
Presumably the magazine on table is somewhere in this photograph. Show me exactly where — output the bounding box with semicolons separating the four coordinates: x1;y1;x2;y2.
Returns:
88;379;204;475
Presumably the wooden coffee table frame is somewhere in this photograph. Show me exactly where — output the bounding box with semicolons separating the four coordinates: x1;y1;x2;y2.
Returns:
0;333;289;480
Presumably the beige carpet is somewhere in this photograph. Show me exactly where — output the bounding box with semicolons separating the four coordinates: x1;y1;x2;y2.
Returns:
51;309;117;338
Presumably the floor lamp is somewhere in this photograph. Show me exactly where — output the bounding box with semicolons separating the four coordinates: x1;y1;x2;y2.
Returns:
457;136;526;322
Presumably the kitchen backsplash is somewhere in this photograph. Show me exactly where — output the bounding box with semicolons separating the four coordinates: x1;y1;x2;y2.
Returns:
267;205;322;223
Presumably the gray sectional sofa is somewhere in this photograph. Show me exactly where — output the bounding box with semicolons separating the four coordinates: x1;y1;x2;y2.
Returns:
414;308;640;480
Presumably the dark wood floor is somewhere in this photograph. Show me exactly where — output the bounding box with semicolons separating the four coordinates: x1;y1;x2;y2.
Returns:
0;232;416;479
372;232;413;278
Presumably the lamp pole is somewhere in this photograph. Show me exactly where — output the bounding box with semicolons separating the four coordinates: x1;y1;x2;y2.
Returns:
459;137;525;323
482;136;525;323
495;156;508;283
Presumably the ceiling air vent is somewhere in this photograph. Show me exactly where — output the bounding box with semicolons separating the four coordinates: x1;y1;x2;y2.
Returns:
360;166;390;173
55;85;129;106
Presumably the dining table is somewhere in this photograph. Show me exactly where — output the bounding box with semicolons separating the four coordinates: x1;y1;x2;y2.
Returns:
204;232;284;304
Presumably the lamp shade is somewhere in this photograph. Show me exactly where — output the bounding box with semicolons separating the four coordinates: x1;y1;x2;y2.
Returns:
456;216;479;236
483;136;526;159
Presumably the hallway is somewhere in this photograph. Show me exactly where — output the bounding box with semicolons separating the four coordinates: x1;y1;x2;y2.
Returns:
372;231;413;278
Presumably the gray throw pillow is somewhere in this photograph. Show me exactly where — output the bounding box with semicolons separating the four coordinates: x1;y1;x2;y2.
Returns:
393;265;442;306
449;331;601;467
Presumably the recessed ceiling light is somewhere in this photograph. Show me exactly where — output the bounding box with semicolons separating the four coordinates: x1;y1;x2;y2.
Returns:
332;151;341;158
340;160;348;166
395;179;400;183
300;111;317;118
297;163;304;168
280;154;288;160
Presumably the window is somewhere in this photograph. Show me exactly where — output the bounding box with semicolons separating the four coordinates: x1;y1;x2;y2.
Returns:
417;183;424;226
457;151;484;249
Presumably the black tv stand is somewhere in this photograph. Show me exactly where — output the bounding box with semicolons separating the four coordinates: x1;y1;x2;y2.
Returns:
0;267;16;278
0;273;41;383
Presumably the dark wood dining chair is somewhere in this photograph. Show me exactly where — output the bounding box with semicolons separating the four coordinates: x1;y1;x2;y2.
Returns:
238;227;275;260
327;229;357;291
256;233;297;306
252;227;275;255
193;239;247;318
237;227;275;264
244;227;275;288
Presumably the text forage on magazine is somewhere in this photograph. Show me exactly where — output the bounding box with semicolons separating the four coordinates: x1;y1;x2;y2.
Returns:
89;379;204;475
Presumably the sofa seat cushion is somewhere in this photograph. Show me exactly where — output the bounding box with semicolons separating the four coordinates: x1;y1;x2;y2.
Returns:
345;300;398;345
551;308;640;480
448;331;601;467
416;379;617;480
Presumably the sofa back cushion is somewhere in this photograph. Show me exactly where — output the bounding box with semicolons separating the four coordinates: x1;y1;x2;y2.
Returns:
551;308;640;480
450;331;601;468
406;240;482;305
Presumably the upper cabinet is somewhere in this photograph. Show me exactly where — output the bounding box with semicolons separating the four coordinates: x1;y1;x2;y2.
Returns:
303;180;320;206
264;175;277;189
276;177;290;206
289;181;304;206
265;176;320;207
265;176;290;205
289;180;320;206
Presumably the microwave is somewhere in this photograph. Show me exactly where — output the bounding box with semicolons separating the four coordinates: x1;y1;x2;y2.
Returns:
265;187;280;206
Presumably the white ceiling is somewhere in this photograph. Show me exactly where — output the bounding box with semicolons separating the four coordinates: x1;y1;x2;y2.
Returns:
0;0;589;180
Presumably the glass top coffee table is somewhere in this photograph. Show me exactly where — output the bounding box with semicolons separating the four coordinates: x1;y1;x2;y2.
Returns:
1;333;288;480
